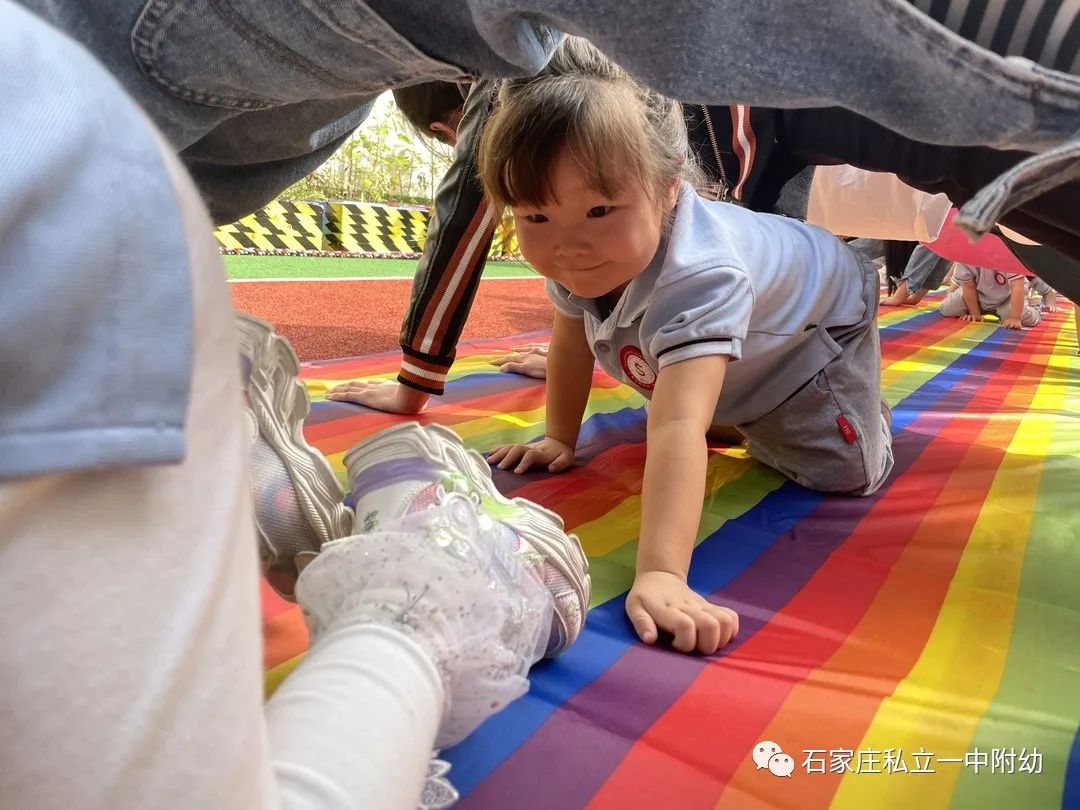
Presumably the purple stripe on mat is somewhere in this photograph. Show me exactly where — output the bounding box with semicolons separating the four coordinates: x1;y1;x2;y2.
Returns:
463;642;706;807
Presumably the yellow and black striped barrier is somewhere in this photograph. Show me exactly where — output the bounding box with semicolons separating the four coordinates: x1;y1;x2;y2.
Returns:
214;200;327;251
216;199;523;259
327;202;429;254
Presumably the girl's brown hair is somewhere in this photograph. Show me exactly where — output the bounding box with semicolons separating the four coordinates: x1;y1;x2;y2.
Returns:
476;38;697;210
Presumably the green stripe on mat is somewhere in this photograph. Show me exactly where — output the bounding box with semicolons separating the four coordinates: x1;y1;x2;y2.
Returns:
224;254;535;280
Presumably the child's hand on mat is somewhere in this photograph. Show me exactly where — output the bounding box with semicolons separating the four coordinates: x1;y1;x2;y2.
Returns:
1000;317;1024;330
488;437;575;474
491;344;549;379
326;379;430;414
626;571;739;655
959;313;984;323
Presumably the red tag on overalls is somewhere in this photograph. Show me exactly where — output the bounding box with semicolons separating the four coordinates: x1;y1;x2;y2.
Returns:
837;416;858;444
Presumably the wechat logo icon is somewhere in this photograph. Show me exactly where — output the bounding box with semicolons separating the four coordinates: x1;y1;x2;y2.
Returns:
753;740;795;777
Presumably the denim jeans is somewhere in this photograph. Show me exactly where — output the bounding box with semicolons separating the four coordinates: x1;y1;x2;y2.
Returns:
897;245;955;293
17;0;1080;228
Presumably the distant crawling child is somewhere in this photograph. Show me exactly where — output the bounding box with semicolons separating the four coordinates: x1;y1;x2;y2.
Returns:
477;40;894;656
939;263;1042;328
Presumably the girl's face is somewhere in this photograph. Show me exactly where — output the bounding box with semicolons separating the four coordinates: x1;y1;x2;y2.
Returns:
512;149;678;300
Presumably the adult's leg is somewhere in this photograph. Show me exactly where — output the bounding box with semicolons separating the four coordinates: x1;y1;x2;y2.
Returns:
902;245;954;293
880;240;919;297
885;241;919;281
882;244;953;303
18;0;1080;155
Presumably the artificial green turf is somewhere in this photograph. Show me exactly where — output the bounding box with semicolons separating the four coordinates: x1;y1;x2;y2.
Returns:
223;254;536;280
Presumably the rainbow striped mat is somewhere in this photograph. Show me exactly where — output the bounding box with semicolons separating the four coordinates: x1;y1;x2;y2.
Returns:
264;300;1080;809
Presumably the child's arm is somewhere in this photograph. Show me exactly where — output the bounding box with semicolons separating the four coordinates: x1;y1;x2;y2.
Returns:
489;310;594;473
1001;277;1027;329
959;279;984;322
626;354;739;655
327;84;500;415
1042;289;1060;312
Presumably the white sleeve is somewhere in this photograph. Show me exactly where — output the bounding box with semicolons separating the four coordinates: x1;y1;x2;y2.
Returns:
266;625;442;810
646;266;754;367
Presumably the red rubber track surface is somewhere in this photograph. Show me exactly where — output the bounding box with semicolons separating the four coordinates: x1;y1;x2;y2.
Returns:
229;278;552;362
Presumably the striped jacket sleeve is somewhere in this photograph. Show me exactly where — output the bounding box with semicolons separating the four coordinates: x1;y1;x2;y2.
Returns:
397;80;499;395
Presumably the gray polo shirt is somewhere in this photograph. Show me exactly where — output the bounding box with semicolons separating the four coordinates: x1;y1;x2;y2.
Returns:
547;182;866;425
0;3;193;480
952;263;1025;310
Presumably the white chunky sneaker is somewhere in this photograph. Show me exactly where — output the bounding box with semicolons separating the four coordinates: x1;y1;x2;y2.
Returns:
343;421;590;656
236;312;351;598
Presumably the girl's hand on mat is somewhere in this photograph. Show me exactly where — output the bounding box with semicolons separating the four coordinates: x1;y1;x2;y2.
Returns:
626;571;739;655
325;379;430;414
487;437;575;474
491;344;549;379
1000;317;1024;330
959;313;983;323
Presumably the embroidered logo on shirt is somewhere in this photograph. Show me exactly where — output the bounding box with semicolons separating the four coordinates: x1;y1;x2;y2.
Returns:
620;346;657;391
836;415;858;444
